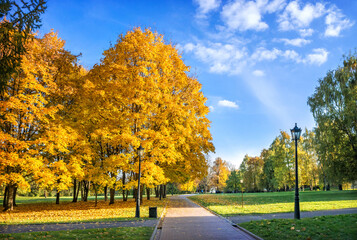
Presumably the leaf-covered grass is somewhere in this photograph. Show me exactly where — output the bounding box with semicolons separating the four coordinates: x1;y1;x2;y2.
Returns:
240;214;357;240
189;190;357;216
0;197;166;225
0;227;154;240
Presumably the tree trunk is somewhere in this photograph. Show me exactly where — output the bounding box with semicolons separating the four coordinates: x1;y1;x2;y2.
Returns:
140;185;143;205
122;189;128;201
76;181;81;201
338;184;343;190
94;184;98;207
146;188;150;200
72;179;77;202
3;185;15;211
13;187;17;207
56;190;60;204
82;180;90;202
3;186;8;208
81;181;84;200
159;185;163;200
163;184;167;198
323;175;327;191
133;188;137;200
122;172;127;201
44;189;47;198
155;186;159;198
104;186;108;202
109;187;115;205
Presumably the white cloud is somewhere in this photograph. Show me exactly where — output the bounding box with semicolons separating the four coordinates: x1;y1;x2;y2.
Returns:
195;0;221;18
265;0;287;13
221;0;268;31
220;0;287;32
282;50;300;61
218;100;239;109
251;47;282;61
324;7;354;37
303;48;328;66
299;28;314;37
276;38;311;47
276;1;353;37
251;47;327;66
251;47;328;66
185;42;327;69
252;69;265;77
183;43;195;52
278;1;325;31
182;42;247;74
209;106;215;112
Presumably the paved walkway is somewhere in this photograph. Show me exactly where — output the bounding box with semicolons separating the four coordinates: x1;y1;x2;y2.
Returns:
228;208;357;224
156;195;257;240
0;219;158;234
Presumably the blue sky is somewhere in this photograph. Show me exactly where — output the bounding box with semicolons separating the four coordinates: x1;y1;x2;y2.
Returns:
39;0;357;168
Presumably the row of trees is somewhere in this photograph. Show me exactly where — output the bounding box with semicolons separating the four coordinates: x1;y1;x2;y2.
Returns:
0;27;214;211
237;129;320;192
200;126;353;194
196;129;320;193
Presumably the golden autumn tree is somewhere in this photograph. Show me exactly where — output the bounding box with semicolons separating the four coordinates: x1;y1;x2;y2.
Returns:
85;27;214;202
0;31;84;210
211;157;229;192
39;33;87;204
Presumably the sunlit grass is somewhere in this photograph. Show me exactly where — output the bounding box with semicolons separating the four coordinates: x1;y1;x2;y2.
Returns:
0;197;167;225
189;190;357;216
0;227;154;240
240;214;357;240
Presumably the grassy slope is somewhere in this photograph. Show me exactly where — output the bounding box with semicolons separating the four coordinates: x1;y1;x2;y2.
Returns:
189;190;357;216
240;214;357;240
0;227;154;240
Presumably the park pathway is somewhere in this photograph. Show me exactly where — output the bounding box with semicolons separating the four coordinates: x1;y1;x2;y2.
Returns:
156;195;258;240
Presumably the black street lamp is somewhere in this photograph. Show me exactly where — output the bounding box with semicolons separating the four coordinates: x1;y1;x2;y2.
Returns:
135;145;144;218
291;123;302;220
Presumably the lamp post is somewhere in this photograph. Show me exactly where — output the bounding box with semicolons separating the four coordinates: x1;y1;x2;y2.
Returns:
240;179;244;208
135;145;144;218
291;123;302;220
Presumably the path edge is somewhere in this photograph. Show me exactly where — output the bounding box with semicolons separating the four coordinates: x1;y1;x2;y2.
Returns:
186;195;263;240
150;198;168;240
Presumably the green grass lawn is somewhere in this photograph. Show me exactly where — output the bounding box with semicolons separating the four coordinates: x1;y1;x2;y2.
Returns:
0;227;154;240
240;214;357;240
189;190;357;216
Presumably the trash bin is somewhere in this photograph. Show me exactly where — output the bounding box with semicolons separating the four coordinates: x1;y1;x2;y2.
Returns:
149;207;157;218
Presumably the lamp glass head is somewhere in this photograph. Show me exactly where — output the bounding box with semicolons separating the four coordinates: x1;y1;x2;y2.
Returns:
290;123;302;141
137;145;144;158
